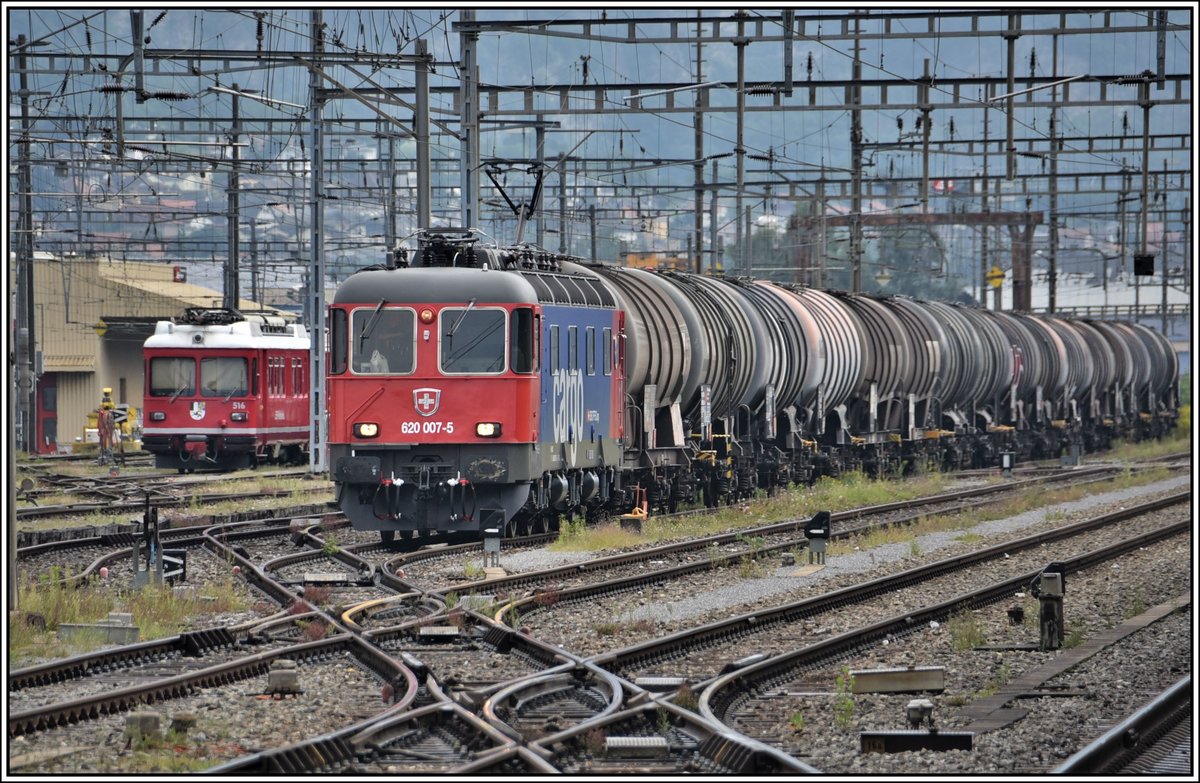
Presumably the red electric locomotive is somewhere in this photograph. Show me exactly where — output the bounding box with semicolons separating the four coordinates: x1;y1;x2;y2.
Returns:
141;308;311;471
326;236;626;542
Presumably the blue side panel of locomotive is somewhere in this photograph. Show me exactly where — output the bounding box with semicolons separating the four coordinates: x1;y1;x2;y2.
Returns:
537;304;618;463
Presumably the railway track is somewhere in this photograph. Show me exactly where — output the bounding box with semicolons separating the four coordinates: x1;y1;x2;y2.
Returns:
7;453;1189;774
583;491;1187;685
461;468;1174;626
690;499;1188;771
7;635;414;738
1052;675;1192;775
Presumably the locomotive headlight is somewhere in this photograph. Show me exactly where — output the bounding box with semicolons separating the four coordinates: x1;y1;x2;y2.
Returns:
419;307;435;324
231;412;248;422
150;411;166;422
475;422;501;438
354;422;380;438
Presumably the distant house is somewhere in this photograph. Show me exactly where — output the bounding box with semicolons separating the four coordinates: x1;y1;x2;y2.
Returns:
24;253;293;454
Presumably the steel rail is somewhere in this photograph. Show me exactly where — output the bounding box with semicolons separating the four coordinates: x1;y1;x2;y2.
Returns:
593;491;1188;683
696;510;1189;728
439;467;1121;600
1053;675;1193;774
497;471;1156;626
7;634;416;738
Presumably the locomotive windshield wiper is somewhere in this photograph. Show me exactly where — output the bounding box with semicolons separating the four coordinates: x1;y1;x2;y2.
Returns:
358;300;389;349
447;298;477;339
170;384;189;403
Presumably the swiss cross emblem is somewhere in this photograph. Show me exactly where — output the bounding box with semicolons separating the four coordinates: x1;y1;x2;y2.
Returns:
413;387;441;417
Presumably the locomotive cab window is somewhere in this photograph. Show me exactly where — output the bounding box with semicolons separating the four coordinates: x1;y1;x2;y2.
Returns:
329;308;348;374
352;307;415;374
510;307;535;374
200;357;249;398
440;307;507;374
549;325;560;371
149;357;195;397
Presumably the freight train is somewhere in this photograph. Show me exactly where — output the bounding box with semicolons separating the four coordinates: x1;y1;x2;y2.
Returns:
327;231;1179;542
141;308;311;471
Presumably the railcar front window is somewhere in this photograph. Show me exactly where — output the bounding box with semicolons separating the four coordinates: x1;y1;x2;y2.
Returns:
200;357;249;398
441;308;507;374
149;357;195;398
352;308;415;374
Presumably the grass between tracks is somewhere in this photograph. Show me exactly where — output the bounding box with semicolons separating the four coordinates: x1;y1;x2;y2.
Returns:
8;571;253;667
14;474;334;532
552;446;1182;554
552;471;957;552
824;464;1173;556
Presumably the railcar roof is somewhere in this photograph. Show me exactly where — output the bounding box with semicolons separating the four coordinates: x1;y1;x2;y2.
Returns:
144;320;309;350
334;266;539;305
333;265;614;308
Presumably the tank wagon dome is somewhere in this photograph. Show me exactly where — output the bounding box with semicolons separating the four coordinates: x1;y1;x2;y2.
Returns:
334;265;540;306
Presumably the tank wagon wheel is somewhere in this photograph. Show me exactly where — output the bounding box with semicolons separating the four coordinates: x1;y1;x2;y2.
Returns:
379;530;395;545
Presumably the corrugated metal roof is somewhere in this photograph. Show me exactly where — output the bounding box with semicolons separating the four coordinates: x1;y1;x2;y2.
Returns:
117;276;290;317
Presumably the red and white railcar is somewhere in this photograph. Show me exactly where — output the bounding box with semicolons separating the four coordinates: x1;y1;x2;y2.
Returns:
141;308;310;471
